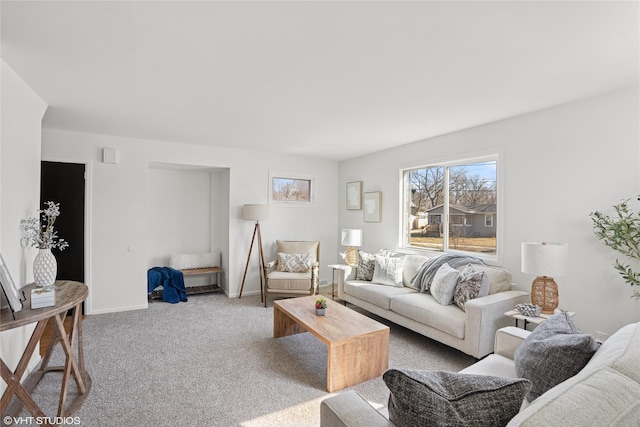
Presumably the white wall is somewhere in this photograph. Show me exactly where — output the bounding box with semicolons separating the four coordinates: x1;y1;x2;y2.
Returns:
339;88;640;337
0;60;48;392
41;130;339;313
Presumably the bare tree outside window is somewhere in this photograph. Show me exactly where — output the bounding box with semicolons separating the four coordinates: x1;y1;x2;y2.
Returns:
271;177;312;202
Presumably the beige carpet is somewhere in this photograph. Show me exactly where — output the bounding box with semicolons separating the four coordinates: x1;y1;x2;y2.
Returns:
16;289;475;426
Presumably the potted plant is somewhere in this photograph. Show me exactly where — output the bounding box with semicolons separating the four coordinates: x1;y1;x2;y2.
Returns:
315;297;327;315
590;196;640;300
20;201;69;288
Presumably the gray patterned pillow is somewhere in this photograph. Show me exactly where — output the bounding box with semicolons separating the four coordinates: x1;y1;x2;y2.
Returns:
355;250;376;281
453;264;489;311
383;369;531;427
276;253;312;273
514;313;600;402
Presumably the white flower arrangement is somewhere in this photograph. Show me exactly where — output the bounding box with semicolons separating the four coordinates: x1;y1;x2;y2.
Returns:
20;201;69;251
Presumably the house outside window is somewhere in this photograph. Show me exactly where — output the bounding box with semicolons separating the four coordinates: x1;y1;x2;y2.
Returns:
402;156;498;258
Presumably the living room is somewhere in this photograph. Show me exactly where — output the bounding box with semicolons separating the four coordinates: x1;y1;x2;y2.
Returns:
1;1;639;425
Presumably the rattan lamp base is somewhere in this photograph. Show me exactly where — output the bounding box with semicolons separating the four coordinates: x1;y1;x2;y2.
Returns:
344;247;359;266
531;276;559;314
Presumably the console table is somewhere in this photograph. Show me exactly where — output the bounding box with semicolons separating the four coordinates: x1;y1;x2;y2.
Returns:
1;281;91;425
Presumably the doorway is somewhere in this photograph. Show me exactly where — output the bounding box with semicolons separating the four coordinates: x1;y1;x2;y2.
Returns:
40;161;85;283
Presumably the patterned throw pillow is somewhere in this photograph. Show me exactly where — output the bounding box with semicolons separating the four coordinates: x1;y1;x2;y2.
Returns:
453;264;489;311
514;313;600;402
383;369;531;427
430;263;460;305
372;255;405;287
276;253;312;273
355;250;376;281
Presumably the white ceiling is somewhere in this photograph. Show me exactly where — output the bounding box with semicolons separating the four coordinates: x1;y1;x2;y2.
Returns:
2;1;638;161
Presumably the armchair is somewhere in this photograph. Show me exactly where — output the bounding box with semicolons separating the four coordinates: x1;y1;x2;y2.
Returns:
264;240;320;307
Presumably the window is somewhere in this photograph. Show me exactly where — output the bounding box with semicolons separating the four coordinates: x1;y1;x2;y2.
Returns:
485;213;493;227
269;171;315;205
402;156;498;257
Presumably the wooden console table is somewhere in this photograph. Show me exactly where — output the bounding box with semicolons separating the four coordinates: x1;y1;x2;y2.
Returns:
1;281;91;425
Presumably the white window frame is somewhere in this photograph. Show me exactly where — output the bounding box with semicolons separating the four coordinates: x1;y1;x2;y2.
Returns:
400;152;501;263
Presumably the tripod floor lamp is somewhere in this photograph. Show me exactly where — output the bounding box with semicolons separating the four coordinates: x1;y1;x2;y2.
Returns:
239;204;270;300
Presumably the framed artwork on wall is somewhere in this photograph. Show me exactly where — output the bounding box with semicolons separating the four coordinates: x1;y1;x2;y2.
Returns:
346;181;362;210
0;254;23;314
363;191;381;222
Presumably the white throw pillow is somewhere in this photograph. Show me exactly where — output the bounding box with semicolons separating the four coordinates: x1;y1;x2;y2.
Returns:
276;253;312;273
372;255;406;287
430;263;461;305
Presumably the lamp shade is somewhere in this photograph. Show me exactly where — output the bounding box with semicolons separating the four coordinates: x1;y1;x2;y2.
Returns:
242;204;270;221
521;242;568;277
341;229;363;247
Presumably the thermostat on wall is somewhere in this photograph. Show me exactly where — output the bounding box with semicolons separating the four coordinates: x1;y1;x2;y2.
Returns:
102;147;119;164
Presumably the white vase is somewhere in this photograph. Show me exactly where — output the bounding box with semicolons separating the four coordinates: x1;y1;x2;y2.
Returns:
33;248;57;288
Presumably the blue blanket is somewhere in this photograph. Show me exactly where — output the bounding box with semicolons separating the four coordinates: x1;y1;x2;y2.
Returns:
147;267;188;304
410;253;485;293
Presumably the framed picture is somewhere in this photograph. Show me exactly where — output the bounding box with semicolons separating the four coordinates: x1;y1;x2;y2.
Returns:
363;191;381;222
0;254;23;313
269;171;315;205
346;181;362;210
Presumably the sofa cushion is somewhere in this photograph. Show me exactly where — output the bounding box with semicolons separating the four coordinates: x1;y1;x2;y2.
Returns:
514;313;600;402
383;369;531;427
430;263;460;305
402;254;430;289
356;250;377;281
276;240;318;262
583;322;640;382
372;255;405;287
468;265;512;294
266;270;312;291
390;293;466;338
453;264;489;311
508;366;640;427
344;280;416;310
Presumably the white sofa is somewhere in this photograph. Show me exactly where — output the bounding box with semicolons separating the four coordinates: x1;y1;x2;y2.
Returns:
335;253;529;358
320;322;640;426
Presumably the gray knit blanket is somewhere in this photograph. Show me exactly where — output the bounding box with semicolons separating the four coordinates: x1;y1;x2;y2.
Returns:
410;253;485;293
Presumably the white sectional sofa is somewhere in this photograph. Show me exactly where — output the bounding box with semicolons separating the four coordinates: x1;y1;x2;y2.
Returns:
335;252;529;359
320;322;640;426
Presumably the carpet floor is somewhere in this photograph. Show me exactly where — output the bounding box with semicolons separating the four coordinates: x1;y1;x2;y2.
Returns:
17;290;475;426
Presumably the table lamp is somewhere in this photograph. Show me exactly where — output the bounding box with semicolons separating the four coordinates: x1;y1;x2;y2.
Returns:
521;242;568;314
341;229;362;266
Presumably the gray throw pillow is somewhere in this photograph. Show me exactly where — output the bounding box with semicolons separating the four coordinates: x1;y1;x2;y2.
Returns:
383;369;531;427
355;250;376;281
453;263;489;311
514;313;600;402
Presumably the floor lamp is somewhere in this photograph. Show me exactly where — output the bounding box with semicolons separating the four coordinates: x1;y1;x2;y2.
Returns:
239;204;270;300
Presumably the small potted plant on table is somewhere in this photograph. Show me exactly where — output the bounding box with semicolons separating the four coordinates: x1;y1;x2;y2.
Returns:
315;297;327;316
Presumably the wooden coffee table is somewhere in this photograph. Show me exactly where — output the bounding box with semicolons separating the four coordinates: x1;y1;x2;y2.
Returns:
273;295;389;392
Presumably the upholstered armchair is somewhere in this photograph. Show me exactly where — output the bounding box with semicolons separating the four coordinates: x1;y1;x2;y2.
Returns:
264;240;320;307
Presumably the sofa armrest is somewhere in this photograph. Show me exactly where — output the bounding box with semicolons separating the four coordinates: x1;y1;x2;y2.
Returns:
463;290;530;358
494;326;530;360
321;391;393;427
335;265;355;299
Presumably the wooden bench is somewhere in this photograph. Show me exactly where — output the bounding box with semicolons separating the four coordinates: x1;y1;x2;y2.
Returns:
149;266;223;300
181;267;223;295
